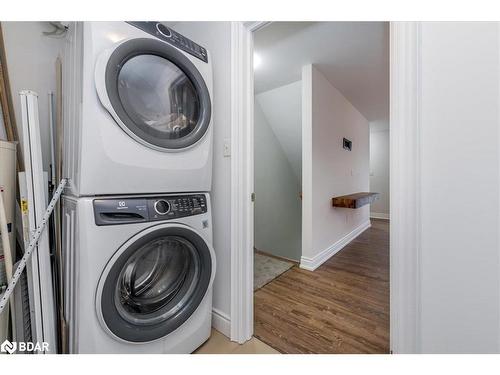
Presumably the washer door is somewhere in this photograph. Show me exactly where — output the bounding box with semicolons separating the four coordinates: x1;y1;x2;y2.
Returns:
97;224;213;343
98;38;211;151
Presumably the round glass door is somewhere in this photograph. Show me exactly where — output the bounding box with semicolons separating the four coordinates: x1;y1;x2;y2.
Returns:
104;38;211;151
99;226;212;343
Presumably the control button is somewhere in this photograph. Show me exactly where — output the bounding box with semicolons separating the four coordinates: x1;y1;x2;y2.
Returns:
154;200;170;215
156;23;172;38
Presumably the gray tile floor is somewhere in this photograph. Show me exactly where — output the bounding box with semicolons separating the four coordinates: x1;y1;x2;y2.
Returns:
254;251;294;290
195;330;279;354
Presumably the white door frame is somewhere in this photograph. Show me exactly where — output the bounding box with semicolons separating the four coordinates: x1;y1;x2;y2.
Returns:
389;22;422;353
229;21;270;343
230;21;422;352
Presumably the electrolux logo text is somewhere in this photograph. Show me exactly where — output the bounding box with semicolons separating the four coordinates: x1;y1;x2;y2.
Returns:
1;339;49;354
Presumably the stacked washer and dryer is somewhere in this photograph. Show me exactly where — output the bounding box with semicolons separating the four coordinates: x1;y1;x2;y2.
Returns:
61;22;216;353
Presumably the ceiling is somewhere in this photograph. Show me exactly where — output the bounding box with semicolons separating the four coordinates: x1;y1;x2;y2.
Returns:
253;22;389;122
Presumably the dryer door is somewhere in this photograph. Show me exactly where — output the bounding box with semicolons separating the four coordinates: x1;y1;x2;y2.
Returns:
96;224;214;343
97;38;211;151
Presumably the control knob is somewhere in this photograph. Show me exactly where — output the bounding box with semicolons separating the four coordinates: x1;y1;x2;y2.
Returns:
156;23;172;38
154;199;170;215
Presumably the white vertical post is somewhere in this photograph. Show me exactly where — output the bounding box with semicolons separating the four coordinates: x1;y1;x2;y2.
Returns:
19;90;57;353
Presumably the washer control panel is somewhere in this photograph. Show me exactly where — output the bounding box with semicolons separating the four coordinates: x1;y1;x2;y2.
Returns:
128;21;208;63
94;194;208;226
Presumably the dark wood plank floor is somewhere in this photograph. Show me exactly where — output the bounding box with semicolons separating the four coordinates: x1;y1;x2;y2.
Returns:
254;219;389;354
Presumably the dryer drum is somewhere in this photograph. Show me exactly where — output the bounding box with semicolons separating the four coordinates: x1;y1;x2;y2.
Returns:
99;227;212;343
118;236;198;317
105;38;212;151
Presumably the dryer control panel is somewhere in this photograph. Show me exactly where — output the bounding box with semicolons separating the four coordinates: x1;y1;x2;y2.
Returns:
93;194;208;226
127;21;208;63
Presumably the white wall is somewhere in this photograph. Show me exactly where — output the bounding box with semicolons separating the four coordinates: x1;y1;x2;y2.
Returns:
256;81;302;181
301;64;370;269
369;121;390;218
170;22;233;331
1;22;64;170
254;99;301;261
416;22;500;353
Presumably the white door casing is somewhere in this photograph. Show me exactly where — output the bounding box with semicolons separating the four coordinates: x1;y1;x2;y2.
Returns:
389;21;422;353
230;21;421;352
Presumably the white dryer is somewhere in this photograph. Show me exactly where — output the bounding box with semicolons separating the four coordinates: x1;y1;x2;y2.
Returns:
62;22;213;196
62;193;215;353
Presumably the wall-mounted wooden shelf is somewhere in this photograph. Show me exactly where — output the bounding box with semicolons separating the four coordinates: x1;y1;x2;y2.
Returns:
332;192;380;209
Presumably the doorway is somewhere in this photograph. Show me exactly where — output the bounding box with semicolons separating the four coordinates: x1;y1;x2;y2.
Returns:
232;23;389;352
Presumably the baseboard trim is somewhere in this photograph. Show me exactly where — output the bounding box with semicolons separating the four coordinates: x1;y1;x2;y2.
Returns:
300;220;371;271
371;212;390;220
212;308;231;338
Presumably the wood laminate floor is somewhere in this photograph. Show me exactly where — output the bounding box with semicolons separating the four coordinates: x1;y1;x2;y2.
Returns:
254;219;390;354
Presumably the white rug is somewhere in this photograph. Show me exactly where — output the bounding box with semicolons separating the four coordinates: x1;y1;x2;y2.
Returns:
254;252;294;291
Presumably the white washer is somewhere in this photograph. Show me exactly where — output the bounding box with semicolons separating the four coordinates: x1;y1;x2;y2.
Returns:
62;193;215;353
62;22;213;196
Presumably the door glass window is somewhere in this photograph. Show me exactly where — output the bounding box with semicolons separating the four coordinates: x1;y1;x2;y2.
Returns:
115;235;200;325
117;54;200;140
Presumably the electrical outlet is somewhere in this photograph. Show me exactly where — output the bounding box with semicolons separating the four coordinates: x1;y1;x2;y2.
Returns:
223;139;231;157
